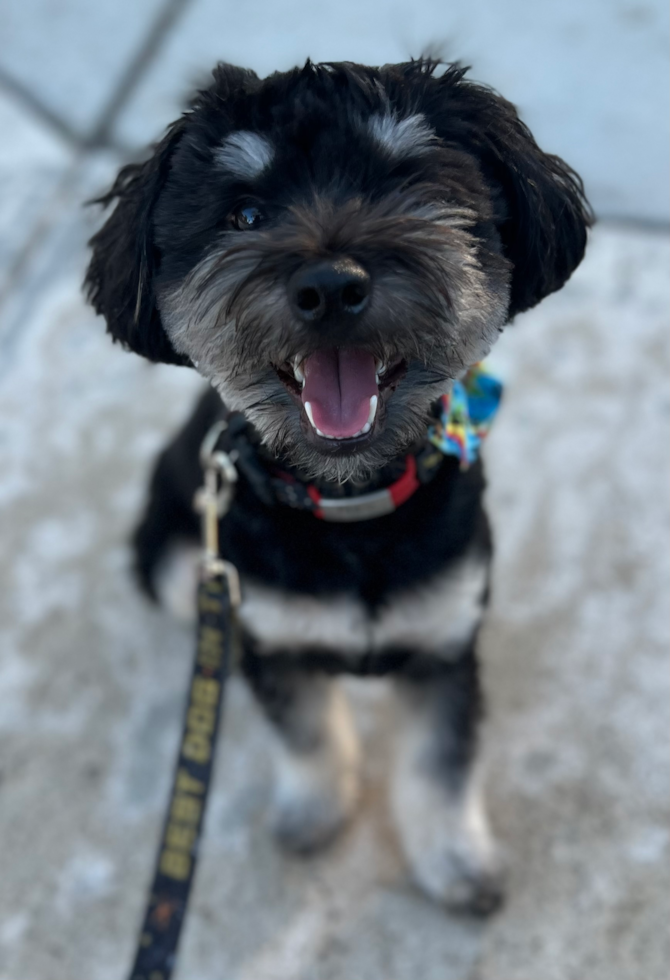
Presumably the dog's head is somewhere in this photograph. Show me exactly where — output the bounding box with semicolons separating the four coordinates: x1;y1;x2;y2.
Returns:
86;60;591;481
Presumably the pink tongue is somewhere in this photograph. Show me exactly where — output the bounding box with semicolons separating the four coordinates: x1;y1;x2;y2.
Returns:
301;348;378;438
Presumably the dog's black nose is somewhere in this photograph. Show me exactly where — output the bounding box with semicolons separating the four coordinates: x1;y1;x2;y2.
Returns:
288;259;371;322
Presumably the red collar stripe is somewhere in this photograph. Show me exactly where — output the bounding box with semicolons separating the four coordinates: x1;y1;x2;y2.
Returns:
306;454;420;521
388;454;419;508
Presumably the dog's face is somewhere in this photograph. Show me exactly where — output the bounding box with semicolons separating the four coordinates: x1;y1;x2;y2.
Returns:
154;73;513;481
86;61;590;481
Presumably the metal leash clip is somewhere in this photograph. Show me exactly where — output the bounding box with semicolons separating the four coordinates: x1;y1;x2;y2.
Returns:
193;419;241;606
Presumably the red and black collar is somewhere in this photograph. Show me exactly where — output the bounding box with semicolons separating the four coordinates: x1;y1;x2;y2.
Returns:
222;412;446;522
271;450;445;521
215;363;502;522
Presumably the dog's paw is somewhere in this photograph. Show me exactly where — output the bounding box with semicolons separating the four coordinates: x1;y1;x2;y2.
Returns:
271;741;361;853
270;688;361;854
408;839;505;914
272;780;356;854
392;758;504;914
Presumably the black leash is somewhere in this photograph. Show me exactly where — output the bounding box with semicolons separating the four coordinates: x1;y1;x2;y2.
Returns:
128;421;240;980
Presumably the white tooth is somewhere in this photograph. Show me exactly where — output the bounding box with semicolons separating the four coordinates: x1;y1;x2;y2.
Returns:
367;395;378;427
375;360;387;381
304;401;316;428
293;360;305;385
361;422;371;434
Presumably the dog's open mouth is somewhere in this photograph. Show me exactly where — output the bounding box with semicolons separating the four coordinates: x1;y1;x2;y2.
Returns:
276;349;406;444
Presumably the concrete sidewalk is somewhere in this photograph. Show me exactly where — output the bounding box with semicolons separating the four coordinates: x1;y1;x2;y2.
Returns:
1;4;669;978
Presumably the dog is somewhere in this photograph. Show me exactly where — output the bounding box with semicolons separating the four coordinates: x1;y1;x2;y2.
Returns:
85;59;591;913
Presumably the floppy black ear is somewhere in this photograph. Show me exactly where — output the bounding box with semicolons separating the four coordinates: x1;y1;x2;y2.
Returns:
480;102;594;317
425;66;593;317
85;120;192;365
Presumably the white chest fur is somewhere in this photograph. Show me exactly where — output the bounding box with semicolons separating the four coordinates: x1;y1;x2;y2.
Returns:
239;550;489;656
155;542;488;658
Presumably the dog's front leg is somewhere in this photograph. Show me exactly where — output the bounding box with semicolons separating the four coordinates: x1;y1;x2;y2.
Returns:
242;654;361;853
391;648;504;913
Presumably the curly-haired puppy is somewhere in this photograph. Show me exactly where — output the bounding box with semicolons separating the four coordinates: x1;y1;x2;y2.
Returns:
86;59;591;913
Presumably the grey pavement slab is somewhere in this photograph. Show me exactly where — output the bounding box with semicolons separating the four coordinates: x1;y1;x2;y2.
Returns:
0;213;668;980
109;0;670;223
0;148;123;375
0;88;73;297
0;0;170;139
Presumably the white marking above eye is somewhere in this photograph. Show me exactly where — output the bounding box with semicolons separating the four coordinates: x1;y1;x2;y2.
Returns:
367;112;437;158
215;131;274;179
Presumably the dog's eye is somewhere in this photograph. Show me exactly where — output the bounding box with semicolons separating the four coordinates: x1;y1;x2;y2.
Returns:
231;204;265;231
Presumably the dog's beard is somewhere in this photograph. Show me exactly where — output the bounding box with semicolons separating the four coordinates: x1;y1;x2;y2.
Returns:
158;195;510;482
215;363;446;483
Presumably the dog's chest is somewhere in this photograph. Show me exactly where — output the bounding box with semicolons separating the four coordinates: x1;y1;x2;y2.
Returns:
238;548;488;657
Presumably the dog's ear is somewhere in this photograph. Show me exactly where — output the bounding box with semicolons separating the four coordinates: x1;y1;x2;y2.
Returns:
426;67;593;317
480;103;593;317
85;120;192;365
